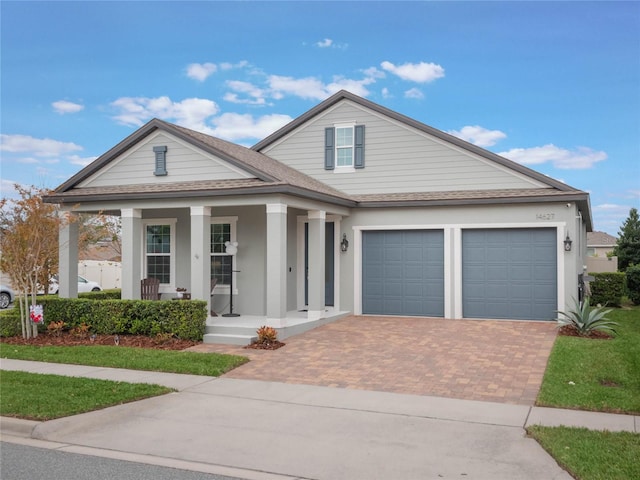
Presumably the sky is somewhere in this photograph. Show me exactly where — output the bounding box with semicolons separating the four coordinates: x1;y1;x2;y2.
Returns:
1;1;638;236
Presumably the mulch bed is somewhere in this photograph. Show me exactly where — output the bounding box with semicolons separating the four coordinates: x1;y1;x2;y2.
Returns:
244;341;286;350
0;332;199;350
558;325;613;340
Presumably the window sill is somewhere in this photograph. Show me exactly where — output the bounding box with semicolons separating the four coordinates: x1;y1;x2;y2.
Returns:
333;166;356;173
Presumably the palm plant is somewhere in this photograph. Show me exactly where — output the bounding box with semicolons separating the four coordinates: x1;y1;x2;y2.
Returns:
556;298;618;336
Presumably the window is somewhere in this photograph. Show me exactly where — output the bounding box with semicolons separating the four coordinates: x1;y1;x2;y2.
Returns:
143;219;176;287
336;127;354;167
325;125;365;170
210;217;237;288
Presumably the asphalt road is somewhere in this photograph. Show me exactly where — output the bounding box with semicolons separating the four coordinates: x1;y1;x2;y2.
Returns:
0;442;244;480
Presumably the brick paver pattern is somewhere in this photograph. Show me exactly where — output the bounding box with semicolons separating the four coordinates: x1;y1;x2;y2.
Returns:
189;315;558;405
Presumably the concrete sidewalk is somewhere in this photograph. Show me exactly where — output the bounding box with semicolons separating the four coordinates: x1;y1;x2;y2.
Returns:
1;360;638;480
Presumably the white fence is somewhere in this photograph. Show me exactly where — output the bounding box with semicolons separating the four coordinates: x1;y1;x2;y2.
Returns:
79;260;121;290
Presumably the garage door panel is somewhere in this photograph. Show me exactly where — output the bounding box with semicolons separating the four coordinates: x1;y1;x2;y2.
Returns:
463;228;556;321
363;230;444;317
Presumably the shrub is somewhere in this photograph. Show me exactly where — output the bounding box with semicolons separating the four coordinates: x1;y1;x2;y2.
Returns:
79;289;121;300
556;298;618;336
0;309;22;337
31;297;207;341
256;325;278;344
626;265;640;305
47;320;67;337
589;272;626;307
70;322;91;338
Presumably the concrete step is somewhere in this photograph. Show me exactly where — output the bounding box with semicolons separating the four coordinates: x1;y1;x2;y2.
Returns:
205;325;259;336
203;333;257;346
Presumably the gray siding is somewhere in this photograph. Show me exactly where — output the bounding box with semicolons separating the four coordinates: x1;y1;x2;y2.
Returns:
80;132;253;188
260;101;548;194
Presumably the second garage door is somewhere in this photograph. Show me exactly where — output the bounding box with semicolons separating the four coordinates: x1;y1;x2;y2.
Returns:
362;230;444;316
462;228;557;321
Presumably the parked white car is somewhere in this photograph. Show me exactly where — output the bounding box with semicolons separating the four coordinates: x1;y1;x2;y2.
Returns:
48;275;102;294
0;285;15;309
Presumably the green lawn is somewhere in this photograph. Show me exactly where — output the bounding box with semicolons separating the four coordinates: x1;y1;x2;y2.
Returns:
537;307;640;414
0;344;248;377
0;370;173;420
528;425;640;480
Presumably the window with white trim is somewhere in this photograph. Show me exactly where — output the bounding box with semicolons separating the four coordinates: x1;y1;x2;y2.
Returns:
143;219;176;286
210;217;237;287
336;126;354;167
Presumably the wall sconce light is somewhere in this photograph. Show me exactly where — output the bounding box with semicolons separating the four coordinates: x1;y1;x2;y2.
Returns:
564;234;573;252
340;233;349;252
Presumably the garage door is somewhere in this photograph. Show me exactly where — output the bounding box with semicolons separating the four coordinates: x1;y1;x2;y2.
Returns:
462;228;557;320
362;230;444;316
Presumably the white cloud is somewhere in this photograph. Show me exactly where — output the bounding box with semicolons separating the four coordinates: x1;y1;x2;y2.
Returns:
267;73;375;101
449;125;507;147
210;113;292;141
381;61;445;83
268;75;329;100
404;88;424;99
220;61;249;70
110;96;219;131
0;179;23;199
68;154;98;167
224;81;268;105
381;87;391;98
498;144;607;169
52;100;84;114
186;62;217;81
0;134;82;157
362;67;386;79
316;38;333;48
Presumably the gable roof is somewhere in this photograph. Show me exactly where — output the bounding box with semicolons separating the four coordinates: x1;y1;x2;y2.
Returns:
44;93;592;230
587;231;617;247
47;118;355;206
253;90;576;193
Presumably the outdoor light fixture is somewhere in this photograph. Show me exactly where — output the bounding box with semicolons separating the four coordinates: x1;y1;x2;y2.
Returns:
222;241;240;317
341;233;349;252
564;234;573;252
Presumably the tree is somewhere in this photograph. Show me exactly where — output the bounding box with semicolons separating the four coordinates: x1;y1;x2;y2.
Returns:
613;207;640;272
0;185;62;338
78;213;122;261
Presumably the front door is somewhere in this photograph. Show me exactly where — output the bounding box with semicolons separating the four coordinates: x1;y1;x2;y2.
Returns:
305;222;335;307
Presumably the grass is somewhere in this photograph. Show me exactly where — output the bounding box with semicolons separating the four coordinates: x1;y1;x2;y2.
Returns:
0;344;249;377
528;425;640;480
0;370;173;420
537;307;640;414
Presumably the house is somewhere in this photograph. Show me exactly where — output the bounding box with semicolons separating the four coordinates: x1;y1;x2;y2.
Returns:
44;90;591;343
586;231;617;258
586;231;618;273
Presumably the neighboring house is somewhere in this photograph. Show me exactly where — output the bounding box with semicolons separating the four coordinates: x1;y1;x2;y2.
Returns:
586;231;618;273
44;90;591;342
586;231;617;258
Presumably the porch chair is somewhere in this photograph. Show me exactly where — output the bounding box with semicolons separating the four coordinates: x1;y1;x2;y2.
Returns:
210;277;218;316
141;277;161;300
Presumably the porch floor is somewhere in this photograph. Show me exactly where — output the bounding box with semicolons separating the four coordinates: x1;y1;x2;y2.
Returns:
205;309;350;345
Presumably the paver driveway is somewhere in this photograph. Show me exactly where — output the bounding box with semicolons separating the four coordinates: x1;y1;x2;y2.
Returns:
190;315;558;405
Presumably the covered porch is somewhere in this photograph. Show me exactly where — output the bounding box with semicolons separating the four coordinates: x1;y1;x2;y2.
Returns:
57;195;352;344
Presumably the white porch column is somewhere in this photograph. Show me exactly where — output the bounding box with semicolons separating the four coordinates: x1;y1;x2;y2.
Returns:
58;212;78;298
121;208;142;300
190;206;211;311
307;210;326;320
266;203;287;321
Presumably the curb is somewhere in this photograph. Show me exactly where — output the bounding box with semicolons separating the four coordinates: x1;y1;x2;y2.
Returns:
0;416;41;437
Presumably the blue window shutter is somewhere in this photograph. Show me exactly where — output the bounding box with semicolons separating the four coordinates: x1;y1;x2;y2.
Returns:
324;127;335;170
153;146;168;176
354;125;365;169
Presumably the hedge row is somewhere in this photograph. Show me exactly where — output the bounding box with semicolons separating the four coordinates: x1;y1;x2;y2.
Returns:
0;296;206;341
626;265;640;305
589;272;626;307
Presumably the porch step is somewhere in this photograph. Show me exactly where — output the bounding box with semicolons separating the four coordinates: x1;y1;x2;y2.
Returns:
203;333;257;346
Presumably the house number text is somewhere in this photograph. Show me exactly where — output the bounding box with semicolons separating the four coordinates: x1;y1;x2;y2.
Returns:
536;213;555;220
